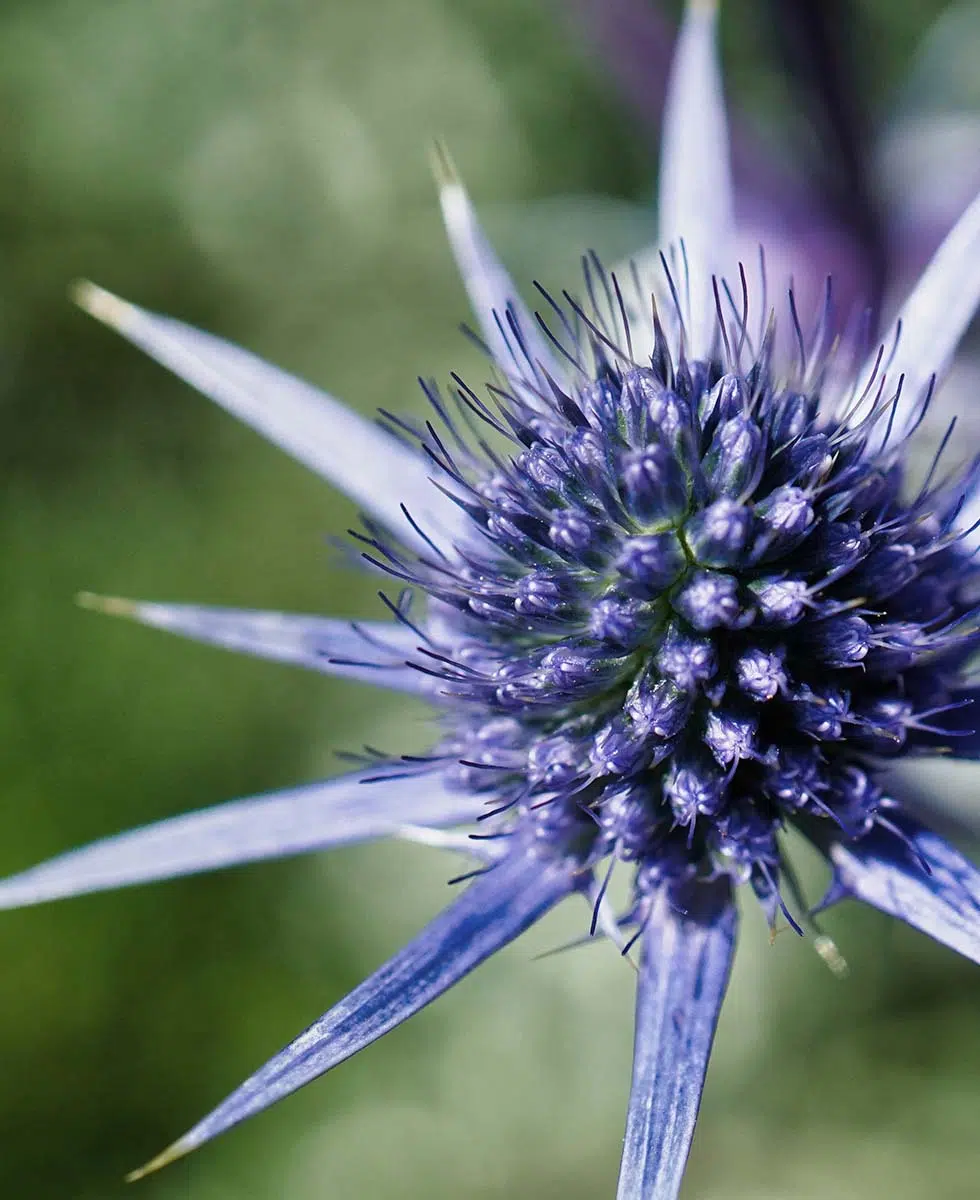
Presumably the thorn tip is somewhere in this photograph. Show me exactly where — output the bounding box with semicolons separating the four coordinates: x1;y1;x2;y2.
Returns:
76;591;138;618
71;280;139;333
124;1136;194;1183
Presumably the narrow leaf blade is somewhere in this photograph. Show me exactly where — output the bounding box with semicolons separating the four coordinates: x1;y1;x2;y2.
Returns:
78;594;432;695
129;846;580;1178
828;815;980;966
73;282;465;553
0;769;482;910
617;878;737;1200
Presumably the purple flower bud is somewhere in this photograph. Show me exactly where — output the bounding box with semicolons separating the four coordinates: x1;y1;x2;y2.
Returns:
486;510;538;550
645;389;694;454
764;748;826;809
769;391;817;446
514;571;573;619
450;718;525;789
655;621;717;689
808;614;872;667
633;836;700;894
468;595;512;622
664;757;727;824
841;464;901;516
672;569;743;630
615;532;686;594
548;508;602;559
710;808;778;876
857;543;918;599
703;709;758;766
698;373;746;440
792;684;850;739
493;672;553;709
828;765;881;837
620;368;665;425
43;20;980;1196
811;521;870;571
541;641;623;694
864;621;927;674
590;716;654;777
625;674;691;739
856;696;913;752
588;593;656;649
489;650;552;707
752;485;815;559
683;498;752;567
519;793;589;849
787;434;832;483
620;441;688;522
478;472;524;512
703;417;765;499
733;647;783;701
527;734;589;787
580;375;620;426
749;576;810;627
473;716;524;745
599;784;658;859
520;444;569;497
564;427;609;473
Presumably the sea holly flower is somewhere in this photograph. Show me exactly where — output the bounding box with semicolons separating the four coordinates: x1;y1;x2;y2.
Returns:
4;2;980;1196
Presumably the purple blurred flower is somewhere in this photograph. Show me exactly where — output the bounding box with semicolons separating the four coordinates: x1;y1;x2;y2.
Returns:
4;2;980;1196
564;0;980;353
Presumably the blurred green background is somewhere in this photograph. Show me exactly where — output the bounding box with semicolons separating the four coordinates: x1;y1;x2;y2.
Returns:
1;1;979;1197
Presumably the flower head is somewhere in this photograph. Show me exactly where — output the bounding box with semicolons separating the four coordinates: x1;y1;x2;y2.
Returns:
5;2;980;1196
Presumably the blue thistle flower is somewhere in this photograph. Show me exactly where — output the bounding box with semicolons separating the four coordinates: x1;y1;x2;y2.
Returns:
5;2;980;1196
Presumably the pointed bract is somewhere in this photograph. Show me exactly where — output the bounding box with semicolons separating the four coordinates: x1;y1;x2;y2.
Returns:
0;769;482;910
77;593;432;696
433;145;562;401
853;187;980;441
827;816;980;966
73;282;465;555
617;879;737;1200
127;845;581;1179
658;0;734;358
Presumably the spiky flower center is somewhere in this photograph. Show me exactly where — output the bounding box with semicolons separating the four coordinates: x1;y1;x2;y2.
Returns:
367;288;979;923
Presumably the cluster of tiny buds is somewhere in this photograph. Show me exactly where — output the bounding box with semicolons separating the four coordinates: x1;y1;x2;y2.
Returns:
365;292;980;924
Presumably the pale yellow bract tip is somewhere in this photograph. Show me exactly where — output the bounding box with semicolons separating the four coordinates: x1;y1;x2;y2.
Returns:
75;591;138;618
125;1137;194;1184
814;934;850;979
70;280;139;334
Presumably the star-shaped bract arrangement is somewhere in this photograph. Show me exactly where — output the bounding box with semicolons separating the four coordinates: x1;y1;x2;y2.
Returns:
4;3;980;1197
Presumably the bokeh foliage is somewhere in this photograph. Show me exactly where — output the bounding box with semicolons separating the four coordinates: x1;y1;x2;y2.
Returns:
0;1;977;1197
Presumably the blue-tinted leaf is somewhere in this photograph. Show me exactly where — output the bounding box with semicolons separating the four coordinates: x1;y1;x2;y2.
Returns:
853;185;980;442
826;815;980;965
0;769;481;910
77;594;432;695
658;0;733;358
434;146;561;399
617;878;737;1200
73;282;466;554
127;845;581;1179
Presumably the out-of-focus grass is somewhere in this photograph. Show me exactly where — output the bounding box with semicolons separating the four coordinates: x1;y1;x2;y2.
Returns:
0;2;977;1198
